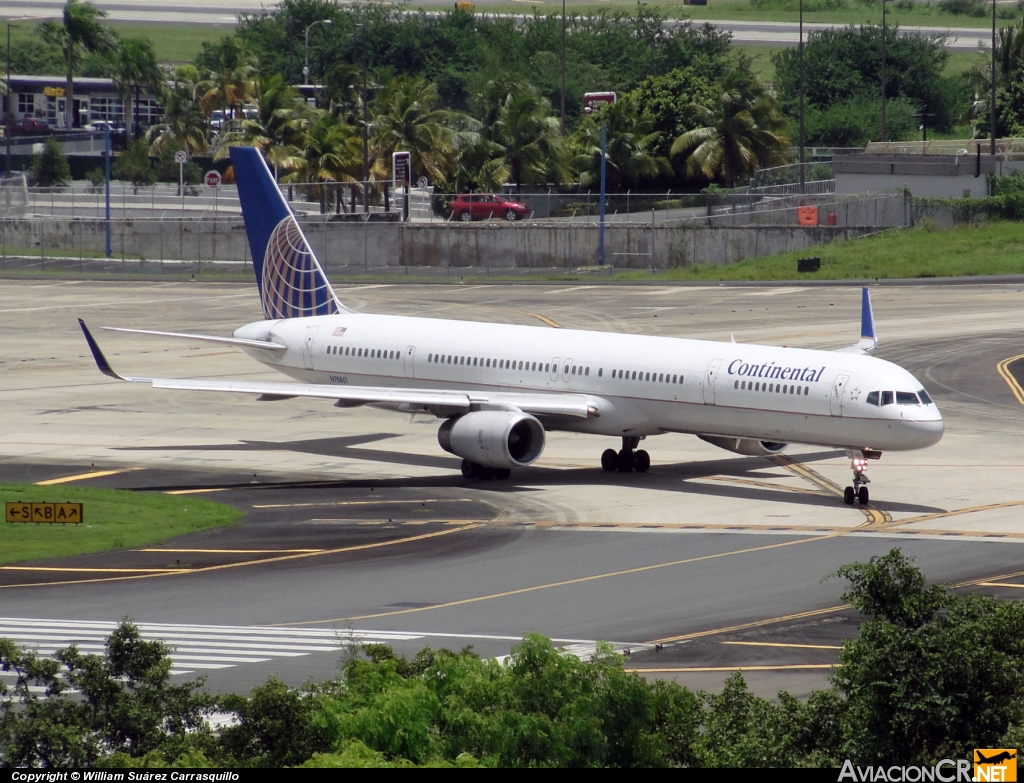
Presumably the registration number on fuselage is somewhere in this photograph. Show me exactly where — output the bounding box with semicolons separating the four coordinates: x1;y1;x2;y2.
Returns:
329;375;349;384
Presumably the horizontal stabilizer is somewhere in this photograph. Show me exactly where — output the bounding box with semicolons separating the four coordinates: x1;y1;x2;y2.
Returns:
101;327;286;352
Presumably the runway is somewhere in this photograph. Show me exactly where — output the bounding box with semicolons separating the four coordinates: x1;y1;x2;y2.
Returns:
2;280;1023;696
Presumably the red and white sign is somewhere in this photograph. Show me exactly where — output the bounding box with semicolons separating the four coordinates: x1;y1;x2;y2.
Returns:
204;170;222;189
583;92;617;115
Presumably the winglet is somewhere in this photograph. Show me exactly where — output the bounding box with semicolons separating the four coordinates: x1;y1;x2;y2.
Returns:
858;287;878;353
78;318;127;380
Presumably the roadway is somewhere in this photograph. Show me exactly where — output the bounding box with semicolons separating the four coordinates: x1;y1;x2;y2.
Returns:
2;280;1024;697
1;1;998;49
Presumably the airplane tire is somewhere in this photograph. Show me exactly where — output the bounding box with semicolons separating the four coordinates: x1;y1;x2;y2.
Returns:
858;486;869;505
844;486;855;505
494;468;511;480
601;449;618;472
461;459;477;479
477;466;494;480
633;450;651;473
617;448;634;472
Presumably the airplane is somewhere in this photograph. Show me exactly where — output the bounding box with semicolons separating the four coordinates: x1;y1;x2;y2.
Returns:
977;751;1017;765
78;146;944;506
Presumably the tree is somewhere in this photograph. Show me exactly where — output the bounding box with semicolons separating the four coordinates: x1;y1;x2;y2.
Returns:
147;66;209;156
38;0;114;129
0;621;213;767
112;139;156;190
370;77;460;185
627;67;719;160
30;138;71;187
488;88;569;192
670;70;790;188
572;98;670;191
828;549;1024;765
283;112;362;212
106;36;160;144
195;35;258;121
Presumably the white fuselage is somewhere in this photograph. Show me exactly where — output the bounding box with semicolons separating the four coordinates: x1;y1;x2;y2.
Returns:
234;312;944;453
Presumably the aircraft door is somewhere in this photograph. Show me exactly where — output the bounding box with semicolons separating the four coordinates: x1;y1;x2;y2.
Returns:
702;358;722;404
830;374;850;417
302;326;320;371
403;346;416;378
550;358;560;381
562;358;573;382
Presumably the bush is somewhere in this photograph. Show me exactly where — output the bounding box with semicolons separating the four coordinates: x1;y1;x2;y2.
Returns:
112;140;156;188
29;137;71;188
938;0;987;15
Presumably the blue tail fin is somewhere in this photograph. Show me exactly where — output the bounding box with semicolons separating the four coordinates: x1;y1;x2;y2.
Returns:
230;146;343;320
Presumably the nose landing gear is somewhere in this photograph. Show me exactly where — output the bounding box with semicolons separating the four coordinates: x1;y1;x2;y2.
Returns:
843;454;870;505
601;437;650;473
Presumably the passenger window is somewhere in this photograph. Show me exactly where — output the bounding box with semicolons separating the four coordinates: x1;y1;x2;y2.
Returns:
866;391;879;406
644;372;650;382
572;366;577;375
565;364;570;374
585;367;590;376
519;361;524;370
804;386;810;395
741;381;746;389
632;371;637;380
545;364;550;372
881;391;894;406
918;389;933;404
734;380;739;389
598;368;603;377
896;391;919;405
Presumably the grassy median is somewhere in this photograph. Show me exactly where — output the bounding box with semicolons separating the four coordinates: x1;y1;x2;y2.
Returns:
614;221;1024;282
0;483;241;565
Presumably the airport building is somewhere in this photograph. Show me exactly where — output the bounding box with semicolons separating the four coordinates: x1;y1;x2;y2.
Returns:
2;74;161;131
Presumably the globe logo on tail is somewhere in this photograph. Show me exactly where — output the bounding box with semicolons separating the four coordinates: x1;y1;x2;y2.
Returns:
260;217;339;320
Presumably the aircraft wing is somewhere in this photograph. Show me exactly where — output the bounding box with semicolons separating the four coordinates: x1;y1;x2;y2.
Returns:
835;287;878;355
80;320;597;420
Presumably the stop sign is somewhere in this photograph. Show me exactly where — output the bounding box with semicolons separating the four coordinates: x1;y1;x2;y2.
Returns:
204;170;222;189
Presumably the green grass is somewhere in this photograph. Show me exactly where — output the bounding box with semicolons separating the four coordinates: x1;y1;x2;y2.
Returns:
0;483;241;565
612;221;1024;281
8;22;224;64
421;0;1020;29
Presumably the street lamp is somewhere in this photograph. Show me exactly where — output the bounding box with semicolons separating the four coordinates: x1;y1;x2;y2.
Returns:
303;19;332;85
560;0;566;133
880;0;888;143
353;24;369;214
991;0;997;155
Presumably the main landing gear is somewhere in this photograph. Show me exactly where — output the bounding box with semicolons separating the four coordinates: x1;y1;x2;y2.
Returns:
601;436;650;473
843;453;870;506
461;459;511;481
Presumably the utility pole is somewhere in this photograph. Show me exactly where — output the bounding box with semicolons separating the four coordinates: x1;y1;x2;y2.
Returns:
987;0;995;155
560;0;566;134
598;125;606;266
358;24;368;214
880;0;887;143
5;22;12;177
799;0;805;193
303;19;332;85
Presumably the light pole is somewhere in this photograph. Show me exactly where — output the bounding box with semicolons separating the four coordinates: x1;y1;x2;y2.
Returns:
303;19;332;85
5;17;49;177
560;0;566;133
799;0;805;193
987;0;995;155
353;24;369;214
880;0;887;143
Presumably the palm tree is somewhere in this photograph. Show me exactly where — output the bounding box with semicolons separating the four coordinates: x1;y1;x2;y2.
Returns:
195;36;258;122
370;77;460;185
670;70;790;188
572;98;670;191
213;73;308;176
490;89;569;192
147;68;208;156
39;0;114;128
106;36;160;144
283;113;362;213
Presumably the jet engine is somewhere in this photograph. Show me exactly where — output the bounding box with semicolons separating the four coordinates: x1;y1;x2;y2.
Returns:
438;411;546;468
698;435;788;457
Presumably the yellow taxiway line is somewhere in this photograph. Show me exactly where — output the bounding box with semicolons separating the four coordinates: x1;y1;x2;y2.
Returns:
996;353;1024;405
770;454;891;527
0;566;187;574
520;311;563;329
164;488;227;495
36;467;140;486
0;524;482;590
137;548;323;554
252;499;474;509
978;582;1024;589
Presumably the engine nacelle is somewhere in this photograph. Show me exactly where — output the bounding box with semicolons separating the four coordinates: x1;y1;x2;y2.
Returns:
438;411;546;469
698;435;788;457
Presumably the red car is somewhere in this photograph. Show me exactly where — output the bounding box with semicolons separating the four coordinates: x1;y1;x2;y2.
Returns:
451;193;530;222
8;118;50;136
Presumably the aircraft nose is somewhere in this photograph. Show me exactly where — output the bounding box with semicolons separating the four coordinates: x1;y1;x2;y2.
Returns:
906;413;944;448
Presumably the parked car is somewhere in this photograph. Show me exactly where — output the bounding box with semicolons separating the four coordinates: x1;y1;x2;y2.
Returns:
8;118;50;136
450;193;530;222
85;120;125;135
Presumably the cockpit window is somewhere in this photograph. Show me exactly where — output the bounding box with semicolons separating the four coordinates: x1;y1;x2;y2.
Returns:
918;389;933;405
880;391;894;406
866;391;879;406
896;391;920;405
